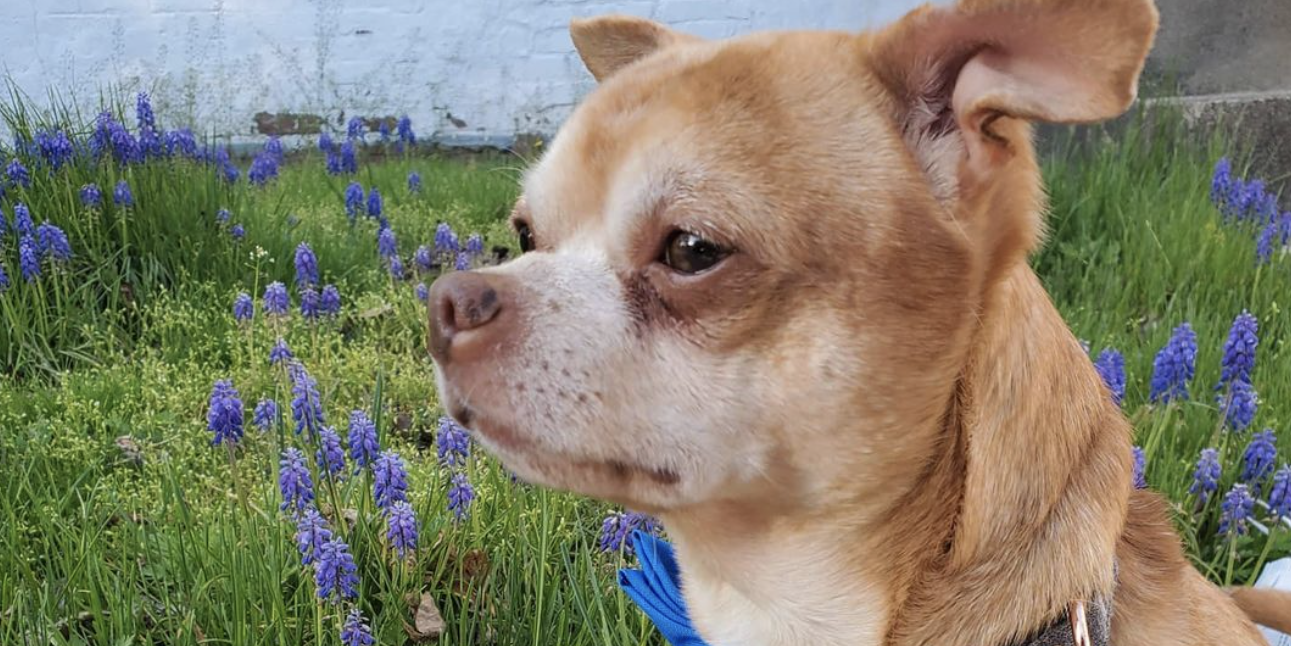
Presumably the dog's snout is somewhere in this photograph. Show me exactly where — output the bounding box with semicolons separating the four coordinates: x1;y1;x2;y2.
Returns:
427;271;511;365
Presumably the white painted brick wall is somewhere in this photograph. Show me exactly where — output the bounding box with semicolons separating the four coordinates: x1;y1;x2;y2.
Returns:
0;0;930;147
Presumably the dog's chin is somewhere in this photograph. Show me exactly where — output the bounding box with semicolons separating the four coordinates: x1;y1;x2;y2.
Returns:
438;389;682;512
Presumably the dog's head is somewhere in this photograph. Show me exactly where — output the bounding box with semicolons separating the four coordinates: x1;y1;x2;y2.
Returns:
428;0;1157;515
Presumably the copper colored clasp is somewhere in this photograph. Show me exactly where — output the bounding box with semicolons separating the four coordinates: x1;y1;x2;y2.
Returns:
1069;601;1092;646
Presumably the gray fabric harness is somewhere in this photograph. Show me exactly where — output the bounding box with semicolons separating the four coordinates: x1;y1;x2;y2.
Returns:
1014;595;1113;646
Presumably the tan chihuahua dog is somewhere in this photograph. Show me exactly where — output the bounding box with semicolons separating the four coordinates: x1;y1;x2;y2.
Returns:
428;0;1287;643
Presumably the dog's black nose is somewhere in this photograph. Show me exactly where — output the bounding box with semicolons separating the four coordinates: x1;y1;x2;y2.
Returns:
427;271;511;365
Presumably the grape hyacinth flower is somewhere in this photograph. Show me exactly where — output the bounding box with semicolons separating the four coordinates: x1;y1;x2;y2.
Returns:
598;511;660;553
1093;348;1125;406
279;448;315;511
434;222;459;257
114;180;134;207
136;91;156;130
1218;484;1255;536
1258;222;1278;264
320;284;341;317
206;379;244;446
316;426;346;477
18;236;40;282
326;151;342;176
1241;429;1277;488
397;115;415;145
230;224;245;241
248;151;279;186
300;286;322;320
454;251;470;271
314;536;359;602
367;187;383;219
270;338;294;366
447;472;475;522
437;416;471;468
1217;311;1258;389
290;362;326;436
253;399;279;431
215;147;240;183
263;281;290;316
347;410;380;469
340;141;358;174
1131;446;1146;489
1219;380;1257;432
386;501;419;557
378;120;391;141
6;158;31;189
408;171;422;193
344;182;364;220
318;132;334;153
373;450;409;510
165;128;199;158
36;222;72;262
340;608;376;646
13;203;34;236
1148;323;1196;404
1269;467;1291;520
294;242;319;288
466;233;485;257
377;227;397;258
346;117;365;141
233;292;254;321
414;245;433;272
0;265;9;293
216;208;232;224
264;136;285;162
415;282;429;302
1190;448;1222;504
80;184;103;208
295;507;332;565
35;130;74;170
388;256;405;280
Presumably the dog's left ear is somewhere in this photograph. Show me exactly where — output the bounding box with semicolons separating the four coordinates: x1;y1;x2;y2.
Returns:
570;15;701;82
870;0;1159;183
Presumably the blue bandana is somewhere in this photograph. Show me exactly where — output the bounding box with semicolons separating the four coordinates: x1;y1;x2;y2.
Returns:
618;531;710;646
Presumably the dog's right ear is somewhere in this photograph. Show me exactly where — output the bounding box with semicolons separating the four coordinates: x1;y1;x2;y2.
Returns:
570;15;699;82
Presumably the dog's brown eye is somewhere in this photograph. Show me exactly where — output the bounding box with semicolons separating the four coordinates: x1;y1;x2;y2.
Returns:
516;222;535;253
662;230;728;274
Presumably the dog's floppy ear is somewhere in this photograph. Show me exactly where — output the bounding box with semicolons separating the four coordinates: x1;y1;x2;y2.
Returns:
869;0;1158;182
570;15;700;82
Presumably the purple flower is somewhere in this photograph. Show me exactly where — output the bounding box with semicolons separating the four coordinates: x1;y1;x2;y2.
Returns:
1269;466;1291;520
215;147;239;183
253;398;279;431
295;507;332;565
1241;429;1277;489
6;158;31;188
230;224;245;241
340;141;358;174
36;222;72;262
35;130;74;170
408;171;422;193
388;256;405;280
0;265;9;293
1217;311;1258;389
414;245;433;272
415;283;429;302
114;180;134;207
316;426;346;477
290;362;326;436
326;151;342;176
1093;348;1125;407
165;128;198;158
314;536;359;602
1259;221;1279;264
318;132;334;153
373;450;409;510
347;410;380;469
1149;323;1196;404
1190;448;1222;504
263;281;290;316
454;251;470;271
18;236;40;282
264;136;285;161
466;234;484;257
320;284;341;317
12;204;34;236
598;511;659;553
397;115;415;144
1218;484;1255;536
1219;380;1257;432
294;242;319;288
136;91;156;130
346;117;365;141
216;208;232;224
340;608;375;646
1131;446;1146;489
279;447;315;511
300;287;322;320
233;292;254;321
80;184;103;208
367;187;384;219
386;501;419;557
437;416;470;468
270;338;293;365
434;223;459;257
377;227;398;258
344;182;365;220
447;472;474;522
248;151;279;186
206;379;244;446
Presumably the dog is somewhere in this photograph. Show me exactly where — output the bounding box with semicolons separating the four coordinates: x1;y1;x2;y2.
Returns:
427;0;1288;643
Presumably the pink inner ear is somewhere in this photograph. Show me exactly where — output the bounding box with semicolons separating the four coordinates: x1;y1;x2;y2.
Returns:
953;45;1112;129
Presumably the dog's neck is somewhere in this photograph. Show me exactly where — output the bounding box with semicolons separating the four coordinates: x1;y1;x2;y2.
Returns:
663;264;1131;646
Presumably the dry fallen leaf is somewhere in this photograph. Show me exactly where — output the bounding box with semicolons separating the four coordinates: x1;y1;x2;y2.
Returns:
407;592;445;641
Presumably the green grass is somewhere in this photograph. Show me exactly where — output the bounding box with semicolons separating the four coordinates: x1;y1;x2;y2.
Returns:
0;97;1288;645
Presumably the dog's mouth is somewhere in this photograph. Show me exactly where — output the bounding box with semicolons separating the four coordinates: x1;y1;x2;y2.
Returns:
448;400;682;495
